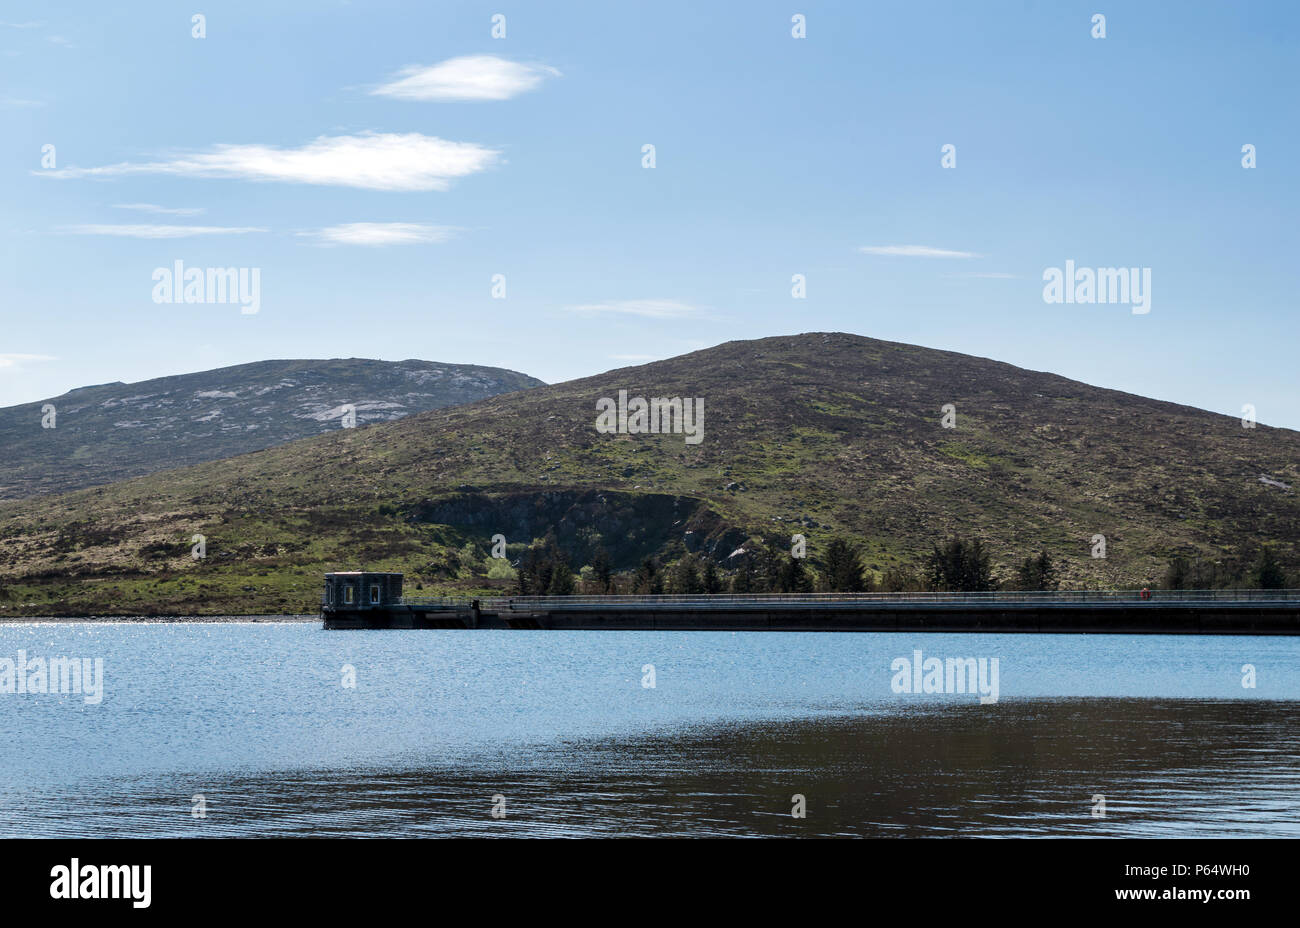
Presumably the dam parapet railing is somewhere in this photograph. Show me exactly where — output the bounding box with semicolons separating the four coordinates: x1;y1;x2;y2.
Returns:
398;589;1300;612
323;577;1300;632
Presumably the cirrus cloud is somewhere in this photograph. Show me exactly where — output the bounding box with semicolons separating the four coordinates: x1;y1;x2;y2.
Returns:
564;299;703;319
303;222;459;246
36;132;500;192
0;353;56;369
113;203;206;216
372;55;560;102
859;244;982;258
60;224;266;238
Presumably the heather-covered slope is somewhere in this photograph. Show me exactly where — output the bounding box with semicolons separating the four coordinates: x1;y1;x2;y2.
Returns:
0;358;544;499
0;333;1295;615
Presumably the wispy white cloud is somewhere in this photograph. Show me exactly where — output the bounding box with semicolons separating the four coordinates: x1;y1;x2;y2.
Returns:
37;132;500;192
47;34;74;47
113;203;206;216
60;224;266;238
0;21;44;29
0;96;43;106
302;222;458;246
565;299;702;319
372;55;559;101
859;244;982;258
0;353;56;369
948;271;1020;279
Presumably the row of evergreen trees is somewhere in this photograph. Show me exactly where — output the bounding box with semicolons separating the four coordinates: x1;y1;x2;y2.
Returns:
1164;546;1288;590
504;531;1292;596
515;534;578;595
922;538;1060;592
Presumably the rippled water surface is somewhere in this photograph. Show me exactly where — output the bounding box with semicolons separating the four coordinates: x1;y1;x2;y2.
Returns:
1;622;1297;836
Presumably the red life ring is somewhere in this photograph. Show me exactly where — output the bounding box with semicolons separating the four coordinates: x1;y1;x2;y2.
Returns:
1140;588;1152;601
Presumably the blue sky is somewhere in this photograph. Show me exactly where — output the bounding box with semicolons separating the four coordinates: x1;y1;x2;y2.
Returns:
3;1;1298;427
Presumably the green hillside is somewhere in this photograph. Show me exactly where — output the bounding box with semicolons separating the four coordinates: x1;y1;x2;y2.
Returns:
0;333;1296;615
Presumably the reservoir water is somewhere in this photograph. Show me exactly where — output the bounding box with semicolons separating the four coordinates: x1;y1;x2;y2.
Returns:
1;621;1297;837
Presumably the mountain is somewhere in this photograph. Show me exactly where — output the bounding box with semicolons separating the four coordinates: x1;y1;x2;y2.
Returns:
0;333;1296;615
0;359;544;500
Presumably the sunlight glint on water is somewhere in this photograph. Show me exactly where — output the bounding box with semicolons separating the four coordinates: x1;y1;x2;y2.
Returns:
0;622;1296;836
